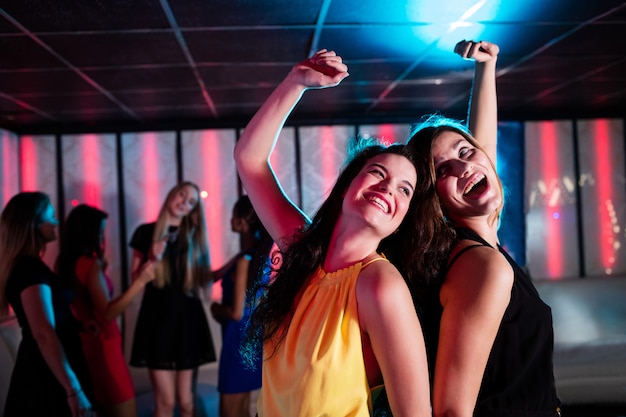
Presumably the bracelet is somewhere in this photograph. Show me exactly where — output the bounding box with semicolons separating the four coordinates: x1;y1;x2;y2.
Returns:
67;389;82;398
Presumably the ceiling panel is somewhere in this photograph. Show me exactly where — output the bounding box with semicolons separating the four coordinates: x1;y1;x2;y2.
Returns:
0;0;623;134
0;36;66;69
41;33;187;67
170;0;323;26
184;29;314;63
116;88;207;109
0;0;170;31
13;92;119;114
197;64;293;87
0;70;100;95
84;66;198;91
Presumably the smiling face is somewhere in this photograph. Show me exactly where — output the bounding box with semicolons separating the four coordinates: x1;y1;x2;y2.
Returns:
342;152;417;238
167;184;199;220
431;130;502;224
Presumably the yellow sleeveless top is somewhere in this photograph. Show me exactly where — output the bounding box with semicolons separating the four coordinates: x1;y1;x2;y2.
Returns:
257;257;388;417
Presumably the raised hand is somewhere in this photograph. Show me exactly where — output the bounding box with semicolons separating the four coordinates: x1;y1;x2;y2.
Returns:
288;49;349;89
234;48;349;247
454;40;499;63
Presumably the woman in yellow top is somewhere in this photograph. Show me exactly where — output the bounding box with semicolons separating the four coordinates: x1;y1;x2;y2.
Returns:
234;50;451;417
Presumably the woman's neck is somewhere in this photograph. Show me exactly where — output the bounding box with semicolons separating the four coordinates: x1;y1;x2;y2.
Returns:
453;217;499;247
323;224;380;272
166;214;181;227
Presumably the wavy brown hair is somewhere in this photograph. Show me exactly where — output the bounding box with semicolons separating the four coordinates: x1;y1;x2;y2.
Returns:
245;139;453;359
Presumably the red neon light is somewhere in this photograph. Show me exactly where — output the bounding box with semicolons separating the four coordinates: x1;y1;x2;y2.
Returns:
1;131;13;204
199;131;225;301
319;126;337;198
142;133;162;222
81;134;102;209
200;130;225;267
593;120;615;273
540;122;563;279
378;124;395;146
19;136;38;191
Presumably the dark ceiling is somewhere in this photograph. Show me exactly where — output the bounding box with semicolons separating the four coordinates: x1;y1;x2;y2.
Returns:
1;1;625;135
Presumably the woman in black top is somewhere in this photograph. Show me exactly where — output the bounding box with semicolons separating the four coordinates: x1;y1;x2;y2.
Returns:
0;192;93;417
408;40;560;417
129;181;215;417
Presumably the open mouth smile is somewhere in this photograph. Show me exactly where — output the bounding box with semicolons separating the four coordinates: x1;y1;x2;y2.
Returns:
463;174;488;197
365;194;390;213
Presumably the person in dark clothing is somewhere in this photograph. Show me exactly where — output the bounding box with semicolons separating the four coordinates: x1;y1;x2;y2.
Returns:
0;192;93;417
408;40;561;417
129;181;215;417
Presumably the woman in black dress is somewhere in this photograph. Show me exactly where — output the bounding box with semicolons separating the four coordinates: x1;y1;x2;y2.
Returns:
0;192;93;417
408;40;561;417
129;181;215;417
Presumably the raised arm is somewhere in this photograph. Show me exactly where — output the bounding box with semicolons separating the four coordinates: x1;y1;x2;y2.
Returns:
455;40;499;164
234;49;349;250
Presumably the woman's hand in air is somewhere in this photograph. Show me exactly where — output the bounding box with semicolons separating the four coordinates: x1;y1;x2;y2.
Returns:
455;39;499;63
288;49;349;89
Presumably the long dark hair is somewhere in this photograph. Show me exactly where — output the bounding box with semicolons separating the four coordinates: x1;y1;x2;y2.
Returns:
0;192;53;316
245;140;452;359
407;116;509;377
55;204;108;288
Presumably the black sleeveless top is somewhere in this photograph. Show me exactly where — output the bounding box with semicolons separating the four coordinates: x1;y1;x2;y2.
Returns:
449;228;560;417
373;229;561;417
